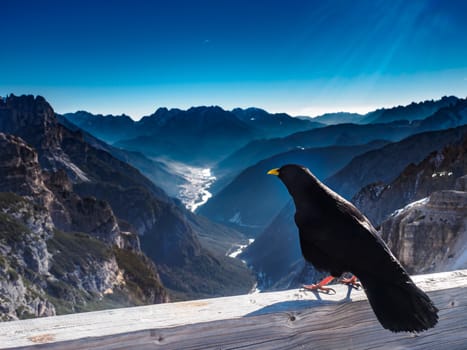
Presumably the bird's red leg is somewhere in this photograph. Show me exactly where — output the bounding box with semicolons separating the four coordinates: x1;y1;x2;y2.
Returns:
340;275;361;289
303;275;336;294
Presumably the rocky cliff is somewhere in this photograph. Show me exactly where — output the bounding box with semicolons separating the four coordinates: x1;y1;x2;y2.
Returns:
0;192;56;320
0;131;168;321
381;190;467;274
355;134;467;275
0;133;54;208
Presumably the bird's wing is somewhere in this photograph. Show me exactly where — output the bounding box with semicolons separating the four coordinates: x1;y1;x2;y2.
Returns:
303;192;410;283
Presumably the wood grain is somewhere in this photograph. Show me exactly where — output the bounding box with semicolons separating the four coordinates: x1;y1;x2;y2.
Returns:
1;270;466;350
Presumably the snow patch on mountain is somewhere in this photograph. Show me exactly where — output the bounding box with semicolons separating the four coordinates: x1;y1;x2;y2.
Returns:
391;197;429;217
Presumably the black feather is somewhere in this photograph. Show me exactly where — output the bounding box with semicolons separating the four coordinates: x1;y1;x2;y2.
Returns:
271;164;438;332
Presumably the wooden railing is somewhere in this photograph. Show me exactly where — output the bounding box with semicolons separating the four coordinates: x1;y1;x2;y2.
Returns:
1;269;466;349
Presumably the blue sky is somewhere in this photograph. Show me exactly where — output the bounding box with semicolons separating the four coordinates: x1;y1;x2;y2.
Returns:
2;0;467;119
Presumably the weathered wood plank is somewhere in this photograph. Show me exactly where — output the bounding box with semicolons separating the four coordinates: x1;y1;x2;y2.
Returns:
1;270;466;349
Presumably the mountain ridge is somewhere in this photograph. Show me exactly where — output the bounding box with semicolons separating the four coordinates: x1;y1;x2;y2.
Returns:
327;123;467;199
353;134;467;225
217;96;467;179
64;106;322;166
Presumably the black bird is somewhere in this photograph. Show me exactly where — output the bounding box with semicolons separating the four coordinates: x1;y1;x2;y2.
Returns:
267;164;438;332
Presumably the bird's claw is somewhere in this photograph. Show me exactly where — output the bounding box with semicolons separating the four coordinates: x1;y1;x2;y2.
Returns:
340;276;361;290
302;284;336;295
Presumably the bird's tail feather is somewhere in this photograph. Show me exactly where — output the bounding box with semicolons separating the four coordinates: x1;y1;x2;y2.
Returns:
359;275;438;332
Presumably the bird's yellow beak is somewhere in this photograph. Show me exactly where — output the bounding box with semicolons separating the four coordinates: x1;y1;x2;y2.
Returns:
267;168;280;176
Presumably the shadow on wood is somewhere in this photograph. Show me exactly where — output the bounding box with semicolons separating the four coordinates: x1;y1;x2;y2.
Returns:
245;285;356;317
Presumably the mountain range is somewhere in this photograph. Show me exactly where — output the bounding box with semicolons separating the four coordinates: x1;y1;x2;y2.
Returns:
217;97;465;182
327;123;467;199
64;107;322;166
1;93;466;320
311;96;459;125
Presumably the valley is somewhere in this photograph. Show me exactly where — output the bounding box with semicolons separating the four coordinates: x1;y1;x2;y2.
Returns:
156;159;217;212
1;93;466;321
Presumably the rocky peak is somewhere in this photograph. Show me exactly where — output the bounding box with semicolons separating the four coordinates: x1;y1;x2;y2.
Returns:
0;95;61;151
0;95;90;183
